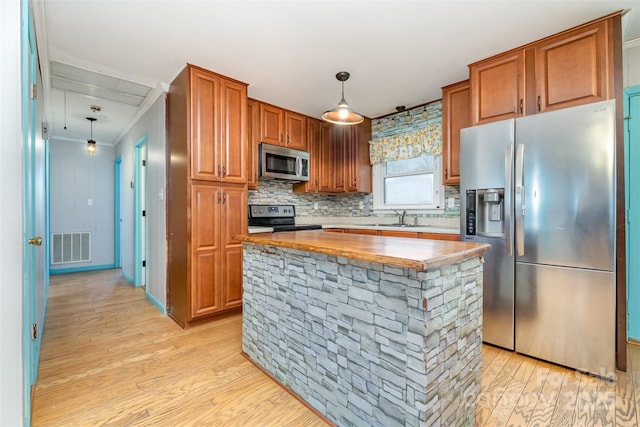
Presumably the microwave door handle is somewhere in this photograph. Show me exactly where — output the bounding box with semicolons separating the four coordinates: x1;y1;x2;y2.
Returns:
296;156;302;177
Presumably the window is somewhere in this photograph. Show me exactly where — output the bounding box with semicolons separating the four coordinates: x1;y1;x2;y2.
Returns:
372;154;444;212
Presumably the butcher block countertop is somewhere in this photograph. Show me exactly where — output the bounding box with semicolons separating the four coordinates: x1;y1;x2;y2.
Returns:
236;230;490;270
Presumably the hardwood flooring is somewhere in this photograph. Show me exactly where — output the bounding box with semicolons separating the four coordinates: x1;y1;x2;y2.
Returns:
32;269;640;426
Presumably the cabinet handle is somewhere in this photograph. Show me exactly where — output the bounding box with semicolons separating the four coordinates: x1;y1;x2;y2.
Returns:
519;99;523;114
280;134;283;143
217;192;222;204
537;96;541;112
254;173;258;182
222;192;227;204
445;168;448;178
222;165;226;177
287;135;290;145
217;165;222;177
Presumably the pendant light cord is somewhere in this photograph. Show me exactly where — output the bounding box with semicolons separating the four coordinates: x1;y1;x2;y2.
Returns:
64;91;67;130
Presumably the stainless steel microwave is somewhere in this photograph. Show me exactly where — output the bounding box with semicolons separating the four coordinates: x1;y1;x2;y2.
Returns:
259;143;310;182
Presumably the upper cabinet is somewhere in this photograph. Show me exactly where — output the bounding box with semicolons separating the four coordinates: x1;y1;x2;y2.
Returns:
469;51;525;126
295;119;371;194
189;66;247;183
534;19;612;113
442;80;470;185
259;102;307;150
468;13;619;126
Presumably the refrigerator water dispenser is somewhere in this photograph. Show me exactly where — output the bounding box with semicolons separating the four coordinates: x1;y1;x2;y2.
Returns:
477;188;504;236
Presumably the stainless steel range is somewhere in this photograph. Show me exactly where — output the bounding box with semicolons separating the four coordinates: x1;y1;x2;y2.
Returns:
248;204;322;232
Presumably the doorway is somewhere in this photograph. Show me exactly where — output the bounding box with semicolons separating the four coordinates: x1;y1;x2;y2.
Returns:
134;137;148;288
626;86;640;341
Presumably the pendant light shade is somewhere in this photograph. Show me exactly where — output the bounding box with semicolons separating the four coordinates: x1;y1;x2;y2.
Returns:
86;117;97;155
322;71;364;125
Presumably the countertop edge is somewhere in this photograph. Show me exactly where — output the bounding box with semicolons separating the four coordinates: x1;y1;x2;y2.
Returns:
236;232;490;270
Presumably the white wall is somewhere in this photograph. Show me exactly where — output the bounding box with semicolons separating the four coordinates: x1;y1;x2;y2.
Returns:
0;0;25;424
115;93;167;309
624;39;640;88
49;139;115;271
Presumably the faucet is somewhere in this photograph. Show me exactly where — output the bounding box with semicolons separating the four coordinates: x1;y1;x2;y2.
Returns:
393;210;407;225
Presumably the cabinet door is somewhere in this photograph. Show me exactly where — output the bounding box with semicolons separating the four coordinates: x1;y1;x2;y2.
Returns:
247;99;260;189
442;80;470;185
318;122;334;192
332;126;345;192
470;50;525;125
191;184;221;318
220;186;247;310
305;118;319;191
418;232;460;241
260;103;284;146
285;111;306;150
535;20;610;113
344;126;358;192
219;78;247;183
190;69;220;180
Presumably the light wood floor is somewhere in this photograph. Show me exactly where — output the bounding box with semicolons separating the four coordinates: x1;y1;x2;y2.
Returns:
32;269;640;426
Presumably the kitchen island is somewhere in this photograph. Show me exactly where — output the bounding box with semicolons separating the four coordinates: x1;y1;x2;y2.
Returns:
236;230;490;426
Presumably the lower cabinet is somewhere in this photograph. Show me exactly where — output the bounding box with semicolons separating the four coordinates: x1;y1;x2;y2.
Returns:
169;183;247;327
323;228;459;241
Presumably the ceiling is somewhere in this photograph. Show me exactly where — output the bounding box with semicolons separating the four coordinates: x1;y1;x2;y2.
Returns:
34;0;640;147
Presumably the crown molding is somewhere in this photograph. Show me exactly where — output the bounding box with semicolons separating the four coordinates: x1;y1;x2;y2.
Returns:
624;37;640;49
114;84;166;147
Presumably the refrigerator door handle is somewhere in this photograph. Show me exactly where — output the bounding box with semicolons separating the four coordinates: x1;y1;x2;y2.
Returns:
504;144;514;256
515;143;525;256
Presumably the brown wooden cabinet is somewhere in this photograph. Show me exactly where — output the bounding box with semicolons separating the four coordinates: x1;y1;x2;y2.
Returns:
247;98;260;189
293;117;320;192
469;50;525;126
323;227;460;241
167;64;248;328
284;111;307;150
190;184;246;317
259;103;284;146
259;102;307;150
189;67;247;183
298;119;371;194
534;19;612;113
441;80;470;185
469;14;618;126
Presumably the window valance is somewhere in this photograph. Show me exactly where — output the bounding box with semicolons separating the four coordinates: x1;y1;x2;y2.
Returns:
369;124;442;165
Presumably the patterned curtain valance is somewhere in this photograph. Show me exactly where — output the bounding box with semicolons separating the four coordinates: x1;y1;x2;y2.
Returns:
369;124;442;165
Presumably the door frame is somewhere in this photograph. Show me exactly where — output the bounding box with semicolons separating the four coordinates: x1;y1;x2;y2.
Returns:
114;156;122;269
625;85;640;340
134;136;148;287
21;0;37;422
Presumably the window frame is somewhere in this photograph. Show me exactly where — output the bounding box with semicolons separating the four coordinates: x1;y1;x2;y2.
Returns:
372;154;445;213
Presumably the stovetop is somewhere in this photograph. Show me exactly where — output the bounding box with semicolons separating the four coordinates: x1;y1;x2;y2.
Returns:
248;204;322;232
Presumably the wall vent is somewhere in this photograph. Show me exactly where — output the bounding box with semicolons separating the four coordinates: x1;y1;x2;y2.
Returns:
51;232;91;265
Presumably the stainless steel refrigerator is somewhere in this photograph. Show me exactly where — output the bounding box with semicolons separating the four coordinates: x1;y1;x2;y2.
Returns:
460;100;616;376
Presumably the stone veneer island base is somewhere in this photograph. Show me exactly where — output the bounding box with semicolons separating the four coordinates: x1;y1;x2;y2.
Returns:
237;231;490;427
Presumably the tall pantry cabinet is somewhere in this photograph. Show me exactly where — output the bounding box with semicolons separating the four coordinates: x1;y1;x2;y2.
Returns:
167;64;248;328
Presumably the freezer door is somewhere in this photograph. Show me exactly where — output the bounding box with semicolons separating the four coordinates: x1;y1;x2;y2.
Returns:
460;119;515;349
515;263;615;377
515;100;615;271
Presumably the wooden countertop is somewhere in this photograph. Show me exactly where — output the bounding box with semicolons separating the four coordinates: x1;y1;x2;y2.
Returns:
236;230;491;270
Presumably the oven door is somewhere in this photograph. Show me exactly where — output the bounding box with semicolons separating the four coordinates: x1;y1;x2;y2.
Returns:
259;144;309;181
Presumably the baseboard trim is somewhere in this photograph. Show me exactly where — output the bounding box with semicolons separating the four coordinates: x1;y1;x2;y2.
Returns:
145;291;166;315
628;338;640;346
50;264;115;275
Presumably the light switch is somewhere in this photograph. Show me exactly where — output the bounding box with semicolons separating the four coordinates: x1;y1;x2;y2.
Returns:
447;197;455;208
88;199;93;206
158;188;164;201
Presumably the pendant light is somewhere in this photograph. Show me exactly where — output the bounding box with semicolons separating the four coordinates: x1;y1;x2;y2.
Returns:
321;71;364;125
86;117;97;155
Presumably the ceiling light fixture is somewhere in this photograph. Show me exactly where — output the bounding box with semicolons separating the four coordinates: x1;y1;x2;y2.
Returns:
86;117;97;155
322;71;364;125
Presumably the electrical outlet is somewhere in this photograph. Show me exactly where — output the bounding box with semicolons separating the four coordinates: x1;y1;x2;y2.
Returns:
87;199;93;206
313;202;319;210
447;197;455;208
358;201;364;209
